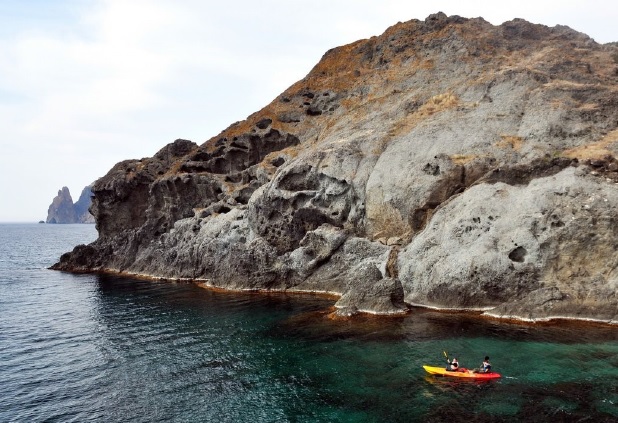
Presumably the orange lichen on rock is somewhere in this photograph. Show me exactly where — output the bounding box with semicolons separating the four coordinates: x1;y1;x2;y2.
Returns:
386;92;459;139
418;93;459;116
496;135;525;151
450;154;479;165
563;129;618;160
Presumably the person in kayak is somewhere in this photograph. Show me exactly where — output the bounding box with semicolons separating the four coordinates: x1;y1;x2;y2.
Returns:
446;357;460;371
471;356;492;373
480;356;491;372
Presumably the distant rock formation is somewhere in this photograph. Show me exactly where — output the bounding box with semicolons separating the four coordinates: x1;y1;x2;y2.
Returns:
74;186;95;223
53;13;618;324
46;186;94;224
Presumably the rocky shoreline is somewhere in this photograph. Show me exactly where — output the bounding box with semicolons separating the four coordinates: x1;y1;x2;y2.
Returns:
53;13;618;325
53;265;618;326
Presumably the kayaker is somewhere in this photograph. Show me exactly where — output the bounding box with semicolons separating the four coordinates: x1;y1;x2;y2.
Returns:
480;356;491;373
471;356;491;373
446;357;459;371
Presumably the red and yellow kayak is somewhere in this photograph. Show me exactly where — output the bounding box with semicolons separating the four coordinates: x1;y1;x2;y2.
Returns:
423;365;501;380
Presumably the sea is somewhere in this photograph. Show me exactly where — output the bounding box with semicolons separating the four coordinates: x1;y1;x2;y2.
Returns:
0;223;617;422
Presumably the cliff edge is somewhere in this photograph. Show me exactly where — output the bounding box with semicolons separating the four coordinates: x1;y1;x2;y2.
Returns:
53;13;618;323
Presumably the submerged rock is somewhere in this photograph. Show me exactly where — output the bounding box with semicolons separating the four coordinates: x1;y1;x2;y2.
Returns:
53;14;618;323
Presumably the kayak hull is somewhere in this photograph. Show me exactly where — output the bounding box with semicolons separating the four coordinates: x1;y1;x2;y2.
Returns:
423;365;501;379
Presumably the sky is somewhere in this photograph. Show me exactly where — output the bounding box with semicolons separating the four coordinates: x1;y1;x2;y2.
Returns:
0;0;616;222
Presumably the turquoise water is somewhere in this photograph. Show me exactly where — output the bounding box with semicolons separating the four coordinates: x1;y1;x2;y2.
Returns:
0;224;617;422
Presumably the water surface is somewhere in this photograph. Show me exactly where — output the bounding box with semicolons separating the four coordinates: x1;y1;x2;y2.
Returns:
0;224;616;422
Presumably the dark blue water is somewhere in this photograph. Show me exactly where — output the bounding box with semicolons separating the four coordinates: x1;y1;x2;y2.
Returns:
1;224;617;422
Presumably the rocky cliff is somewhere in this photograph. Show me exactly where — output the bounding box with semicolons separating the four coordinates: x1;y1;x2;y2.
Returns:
74;186;95;223
53;13;618;324
47;186;94;224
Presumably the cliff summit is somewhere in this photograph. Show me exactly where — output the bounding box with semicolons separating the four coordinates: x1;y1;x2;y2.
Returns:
53;13;618;324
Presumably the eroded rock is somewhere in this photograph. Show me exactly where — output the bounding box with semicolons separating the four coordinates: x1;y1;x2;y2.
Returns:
335;263;408;316
53;14;618;321
399;167;618;322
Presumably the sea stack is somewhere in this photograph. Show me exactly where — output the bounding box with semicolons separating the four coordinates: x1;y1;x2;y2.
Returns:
46;186;94;224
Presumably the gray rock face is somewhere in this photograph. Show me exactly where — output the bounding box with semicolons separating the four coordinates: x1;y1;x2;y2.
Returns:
399;166;618;322
46;186;94;224
74;186;95;224
335;262;408;316
47;187;77;224
53;14;618;323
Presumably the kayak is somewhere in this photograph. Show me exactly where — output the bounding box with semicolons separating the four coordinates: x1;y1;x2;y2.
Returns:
423;365;501;380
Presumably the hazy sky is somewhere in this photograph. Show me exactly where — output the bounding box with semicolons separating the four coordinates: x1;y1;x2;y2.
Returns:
1;0;616;222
